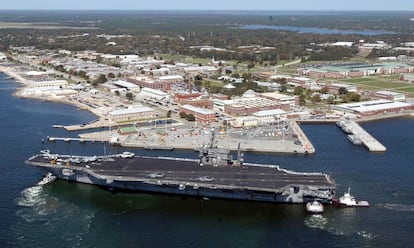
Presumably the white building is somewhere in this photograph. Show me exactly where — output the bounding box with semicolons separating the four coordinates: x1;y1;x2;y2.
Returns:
139;87;170;100
109;106;155;122
230;116;258;128
374;91;406;101
253;109;287;124
0;52;7;61
29;80;68;88
21;86;77;97
113;80;140;92
330;41;354;47
159;75;184;83
333;100;412;117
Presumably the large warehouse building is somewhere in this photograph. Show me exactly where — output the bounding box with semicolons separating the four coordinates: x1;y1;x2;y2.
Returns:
332;100;413;117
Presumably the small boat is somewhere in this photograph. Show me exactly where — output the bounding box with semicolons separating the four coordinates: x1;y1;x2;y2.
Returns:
306;200;324;214
347;134;362;145
62;168;75;176
37;172;57;186
120;151;135;158
333;187;370;207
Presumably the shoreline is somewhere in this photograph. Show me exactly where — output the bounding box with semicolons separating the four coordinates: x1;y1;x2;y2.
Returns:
2;65;413;155
0;66;101;119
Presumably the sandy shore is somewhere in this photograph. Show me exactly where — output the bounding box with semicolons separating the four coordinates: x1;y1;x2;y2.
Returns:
0;66;30;85
0;65;105;120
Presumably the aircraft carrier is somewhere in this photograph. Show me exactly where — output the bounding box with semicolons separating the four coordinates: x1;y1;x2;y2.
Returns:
25;132;336;204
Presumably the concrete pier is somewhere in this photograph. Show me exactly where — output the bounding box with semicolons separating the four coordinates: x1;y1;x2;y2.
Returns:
47;136;101;143
78;121;315;154
337;120;387;152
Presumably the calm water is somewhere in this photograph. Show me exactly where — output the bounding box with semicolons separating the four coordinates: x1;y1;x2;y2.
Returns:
238;25;397;36
1;73;413;247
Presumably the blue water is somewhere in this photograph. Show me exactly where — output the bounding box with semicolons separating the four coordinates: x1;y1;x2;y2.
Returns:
238;24;397;36
1;73;413;247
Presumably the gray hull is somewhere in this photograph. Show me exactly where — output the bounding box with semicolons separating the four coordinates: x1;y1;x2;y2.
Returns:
28;154;335;204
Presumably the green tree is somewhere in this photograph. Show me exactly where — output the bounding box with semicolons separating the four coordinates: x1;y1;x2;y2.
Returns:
311;94;321;103
320;86;329;94
179;111;187;119
299;94;306;106
293;86;304;96
93;74;108;85
338;87;348;95
327;96;335;104
108;72;115;79
347;92;361;102
186;114;196;121
125;92;135;100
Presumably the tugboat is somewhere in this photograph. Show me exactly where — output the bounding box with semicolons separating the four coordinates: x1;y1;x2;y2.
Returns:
37;172;57;186
333;187;369;207
306;200;324;214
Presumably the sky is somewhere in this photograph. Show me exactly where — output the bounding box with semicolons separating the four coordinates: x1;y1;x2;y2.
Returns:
1;0;414;11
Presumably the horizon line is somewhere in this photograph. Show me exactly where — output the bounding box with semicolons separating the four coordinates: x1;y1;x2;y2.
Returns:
0;9;414;12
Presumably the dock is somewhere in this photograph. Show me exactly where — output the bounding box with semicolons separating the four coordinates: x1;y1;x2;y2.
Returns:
47;136;101;143
292;121;315;154
337;120;386;152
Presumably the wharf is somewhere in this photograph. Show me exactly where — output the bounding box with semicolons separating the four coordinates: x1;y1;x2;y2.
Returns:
291;121;315;154
337;120;386;152
47;136;102;143
79;121;314;154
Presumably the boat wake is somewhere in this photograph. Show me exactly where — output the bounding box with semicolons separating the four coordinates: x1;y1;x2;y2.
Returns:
304;214;328;230
304;214;376;241
377;203;414;212
356;231;376;240
10;186;95;247
15;186;46;209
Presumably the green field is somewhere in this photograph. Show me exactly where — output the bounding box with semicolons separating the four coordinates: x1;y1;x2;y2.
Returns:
202;79;224;87
342;77;376;83
397;87;414;93
355;81;411;89
377;74;402;80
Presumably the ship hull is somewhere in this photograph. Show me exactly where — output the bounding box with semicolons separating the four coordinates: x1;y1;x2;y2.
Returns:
27;154;336;204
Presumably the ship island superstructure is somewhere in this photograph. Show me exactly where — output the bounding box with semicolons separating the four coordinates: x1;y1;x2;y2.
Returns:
25;132;335;204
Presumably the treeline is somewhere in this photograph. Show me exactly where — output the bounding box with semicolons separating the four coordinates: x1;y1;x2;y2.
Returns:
1;11;413;63
307;46;358;61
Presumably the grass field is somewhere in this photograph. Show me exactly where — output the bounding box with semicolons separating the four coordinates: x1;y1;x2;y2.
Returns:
342;77;376;83
202;79;224;87
354;81;411;89
393;87;414;97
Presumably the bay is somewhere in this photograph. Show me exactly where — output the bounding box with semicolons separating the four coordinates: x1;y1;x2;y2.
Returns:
237;24;397;35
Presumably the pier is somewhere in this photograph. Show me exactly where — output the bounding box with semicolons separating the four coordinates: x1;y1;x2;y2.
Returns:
47;136;101;143
337;120;387;152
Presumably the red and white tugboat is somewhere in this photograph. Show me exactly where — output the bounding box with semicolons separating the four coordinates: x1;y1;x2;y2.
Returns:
333;187;369;207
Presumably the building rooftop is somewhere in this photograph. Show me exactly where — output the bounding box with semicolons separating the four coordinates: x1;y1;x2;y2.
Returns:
182;104;215;115
375;90;404;96
334;100;412;113
113;80;139;89
140;87;169;96
110;106;154;116
159;75;184;81
253;109;286;117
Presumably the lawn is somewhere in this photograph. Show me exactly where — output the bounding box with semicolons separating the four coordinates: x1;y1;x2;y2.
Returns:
396;87;414;93
342;77;376;83
202;79;225;87
355;81;411;89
